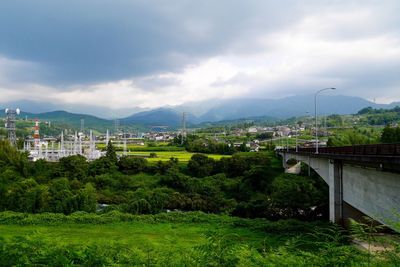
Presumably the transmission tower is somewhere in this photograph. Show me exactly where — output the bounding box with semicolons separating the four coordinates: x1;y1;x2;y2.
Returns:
181;112;187;145
5;108;20;146
80;118;85;134
114;119;119;135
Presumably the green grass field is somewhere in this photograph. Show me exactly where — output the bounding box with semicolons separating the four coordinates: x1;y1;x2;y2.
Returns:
0;219;266;251
0;212;322;257
0;212;395;266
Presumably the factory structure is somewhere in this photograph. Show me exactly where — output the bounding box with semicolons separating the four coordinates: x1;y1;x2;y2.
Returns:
3;108;187;162
24;127;103;162
4;108;111;161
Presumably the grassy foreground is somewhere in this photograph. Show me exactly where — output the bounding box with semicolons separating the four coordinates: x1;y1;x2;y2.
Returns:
0;211;398;266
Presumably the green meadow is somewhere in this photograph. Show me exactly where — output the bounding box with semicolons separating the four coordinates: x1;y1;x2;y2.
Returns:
2;211;394;266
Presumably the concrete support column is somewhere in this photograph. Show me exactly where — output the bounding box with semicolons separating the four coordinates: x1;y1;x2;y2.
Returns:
328;159;343;223
282;153;288;168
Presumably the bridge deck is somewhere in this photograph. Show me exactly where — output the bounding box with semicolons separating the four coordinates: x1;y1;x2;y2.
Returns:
278;143;400;166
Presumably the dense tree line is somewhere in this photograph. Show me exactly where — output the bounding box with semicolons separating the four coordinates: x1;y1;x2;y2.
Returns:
381;125;400;143
172;134;249;155
327;128;380;146
357;106;400;126
0;140;328;220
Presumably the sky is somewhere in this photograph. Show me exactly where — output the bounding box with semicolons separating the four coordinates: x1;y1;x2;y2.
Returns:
0;0;399;113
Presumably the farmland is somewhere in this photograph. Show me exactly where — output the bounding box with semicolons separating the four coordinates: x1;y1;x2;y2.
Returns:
97;142;231;162
125;151;229;162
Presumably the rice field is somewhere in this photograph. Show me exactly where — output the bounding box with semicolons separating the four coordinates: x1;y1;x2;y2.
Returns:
122;151;229;162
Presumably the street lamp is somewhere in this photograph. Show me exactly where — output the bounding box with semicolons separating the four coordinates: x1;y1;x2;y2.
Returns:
315;87;336;153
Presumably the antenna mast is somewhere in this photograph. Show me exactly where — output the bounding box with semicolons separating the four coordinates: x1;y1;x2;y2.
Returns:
33;118;40;149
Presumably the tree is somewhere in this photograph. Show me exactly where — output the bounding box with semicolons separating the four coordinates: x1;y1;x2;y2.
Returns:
4;178;49;213
59;155;88;180
0;140;29;177
105;140;118;163
256;132;273;140
76;183;97;212
242;166;273;193
48;178;75;214
270;174;327;219
88;157;118;176
381;125;400;143
217;153;271;178
187;154;215;178
118;156;148;174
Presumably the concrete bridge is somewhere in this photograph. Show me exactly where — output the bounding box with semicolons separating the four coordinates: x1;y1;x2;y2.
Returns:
278;144;400;230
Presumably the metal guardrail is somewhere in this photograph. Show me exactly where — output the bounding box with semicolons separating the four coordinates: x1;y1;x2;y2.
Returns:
280;144;400;156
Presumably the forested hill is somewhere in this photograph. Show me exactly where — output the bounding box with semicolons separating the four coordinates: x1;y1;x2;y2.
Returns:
357;106;400;125
0;109;113;132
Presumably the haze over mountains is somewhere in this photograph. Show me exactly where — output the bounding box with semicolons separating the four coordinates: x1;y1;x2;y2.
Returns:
1;95;399;128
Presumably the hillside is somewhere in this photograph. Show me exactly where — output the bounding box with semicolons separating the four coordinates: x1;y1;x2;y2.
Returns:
0;109;113;132
121;108;199;128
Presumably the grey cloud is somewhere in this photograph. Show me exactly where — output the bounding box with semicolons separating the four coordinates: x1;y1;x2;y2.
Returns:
134;75;181;92
0;0;311;85
0;0;399;105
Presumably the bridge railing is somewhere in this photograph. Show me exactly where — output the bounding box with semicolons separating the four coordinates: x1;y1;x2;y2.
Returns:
280;143;400;156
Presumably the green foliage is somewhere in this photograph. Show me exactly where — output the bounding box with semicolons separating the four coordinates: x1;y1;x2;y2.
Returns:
270;173;328;219
327;128;380;146
117;156;148;174
59;154;88;180
256;132;273;140
349;216;385;264
0;135;330;219
187;154;216;178
76;183;97;212
381;125;400;143
88;156;117;175
217;152;271;177
48;178;75;214
0;140;29;177
105;140;117;163
356;106;400;125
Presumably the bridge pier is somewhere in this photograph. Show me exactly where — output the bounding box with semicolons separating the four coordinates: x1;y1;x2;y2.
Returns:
328;160;343;224
279;146;400;231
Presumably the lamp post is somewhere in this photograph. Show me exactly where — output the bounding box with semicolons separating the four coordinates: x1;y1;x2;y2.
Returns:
315;88;336;153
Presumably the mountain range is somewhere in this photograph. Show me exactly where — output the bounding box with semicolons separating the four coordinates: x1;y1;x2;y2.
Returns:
1;95;399;129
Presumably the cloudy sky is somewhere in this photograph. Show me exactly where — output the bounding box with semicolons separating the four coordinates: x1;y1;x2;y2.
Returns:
0;0;399;112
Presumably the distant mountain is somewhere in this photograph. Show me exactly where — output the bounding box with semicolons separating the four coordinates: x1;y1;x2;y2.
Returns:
0;100;147;119
1;95;399;129
197;95;393;122
121;108;199;128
